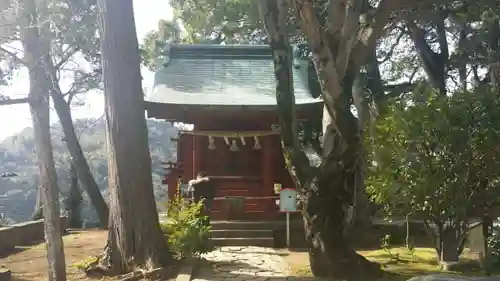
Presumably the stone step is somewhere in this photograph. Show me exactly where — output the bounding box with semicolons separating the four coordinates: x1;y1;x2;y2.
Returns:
210;229;272;238
211;237;274;247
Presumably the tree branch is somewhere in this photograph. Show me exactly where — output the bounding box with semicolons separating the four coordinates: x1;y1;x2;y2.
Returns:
406;14;447;95
0;97;30;106
54;46;80;70
378;26;405;64
435;9;449;60
293;0;341;115
0;46;26;66
260;0;313;187
350;0;405;74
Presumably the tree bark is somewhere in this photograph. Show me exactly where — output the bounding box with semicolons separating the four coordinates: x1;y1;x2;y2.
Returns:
19;0;66;280
440;227;460;263
51;91;109;227
439;221;466;263
350;73;371;233
64;163;83;228
260;1;381;279
31;187;44;220
406;13;449;96
96;0;172;272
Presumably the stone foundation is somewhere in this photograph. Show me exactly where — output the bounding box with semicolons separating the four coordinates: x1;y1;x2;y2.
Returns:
0;217;68;254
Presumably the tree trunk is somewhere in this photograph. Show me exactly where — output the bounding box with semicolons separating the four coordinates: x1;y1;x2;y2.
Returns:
406;214;410;249
305;121;381;280
350;73;371;234
31;187;44;220
96;0;172;272
428;220;466;266
439;223;464;263
260;1;381;279
64;163;83;228
51;91;109;227
20;0;66;280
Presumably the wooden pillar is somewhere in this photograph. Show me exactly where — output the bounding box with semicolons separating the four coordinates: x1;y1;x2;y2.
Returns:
193;134;202;178
262;135;274;212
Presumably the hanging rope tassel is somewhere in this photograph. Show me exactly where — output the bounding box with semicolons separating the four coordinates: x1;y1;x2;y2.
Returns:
230;139;239;151
253;136;261;150
208;136;216;150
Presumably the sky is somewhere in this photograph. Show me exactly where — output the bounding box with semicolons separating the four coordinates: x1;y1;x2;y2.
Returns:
0;0;174;141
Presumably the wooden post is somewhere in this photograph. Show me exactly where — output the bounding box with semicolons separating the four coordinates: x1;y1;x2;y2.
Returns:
192;134;196;179
193;134;202;177
262;135;274;212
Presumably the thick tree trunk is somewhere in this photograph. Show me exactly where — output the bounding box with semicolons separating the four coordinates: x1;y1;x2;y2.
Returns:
428;220;466;265
305;118;381;280
96;0;172;272
64;163;83;228
439;223;466;263
20;0;66;280
260;1;381;279
51;91;109;227
487;19;500;90
440;228;460;262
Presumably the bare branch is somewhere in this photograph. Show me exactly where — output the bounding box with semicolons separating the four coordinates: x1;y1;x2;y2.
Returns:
0;97;30;105
54;46;80;70
350;0;405;74
378;27;405;64
0;46;26;65
406;12;448;95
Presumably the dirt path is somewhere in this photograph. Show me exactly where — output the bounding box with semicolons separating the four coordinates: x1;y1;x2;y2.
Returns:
0;230;107;281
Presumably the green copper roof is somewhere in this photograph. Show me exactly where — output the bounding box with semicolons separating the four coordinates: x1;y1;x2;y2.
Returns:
146;44;320;107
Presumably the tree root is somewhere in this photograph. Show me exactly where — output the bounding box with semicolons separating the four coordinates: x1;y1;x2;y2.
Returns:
118;268;167;281
83;240;176;281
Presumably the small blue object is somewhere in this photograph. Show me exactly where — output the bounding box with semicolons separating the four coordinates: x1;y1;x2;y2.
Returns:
279;188;297;212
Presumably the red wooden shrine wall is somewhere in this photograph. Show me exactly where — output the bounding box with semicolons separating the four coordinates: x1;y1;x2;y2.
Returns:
163;116;297;220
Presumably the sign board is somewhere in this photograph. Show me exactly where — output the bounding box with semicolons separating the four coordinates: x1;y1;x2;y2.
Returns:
279;188;298;212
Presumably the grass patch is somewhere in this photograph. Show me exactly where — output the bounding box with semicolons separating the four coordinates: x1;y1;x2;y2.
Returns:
286;247;494;281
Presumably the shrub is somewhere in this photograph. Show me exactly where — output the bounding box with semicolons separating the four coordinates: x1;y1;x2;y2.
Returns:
161;184;213;259
487;225;500;266
72;256;99;272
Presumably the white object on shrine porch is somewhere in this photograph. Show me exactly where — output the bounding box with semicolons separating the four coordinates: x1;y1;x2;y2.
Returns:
274;183;282;194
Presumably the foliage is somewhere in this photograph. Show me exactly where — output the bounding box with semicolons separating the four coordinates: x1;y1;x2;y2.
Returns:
169;0;264;44
381;234;399;262
72;256;99;272
367;85;500;259
1;0;102;95
288;246;488;281
368;85;500;220
160;183;213;259
0;118;178;223
141;19;183;71
487;225;500;266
